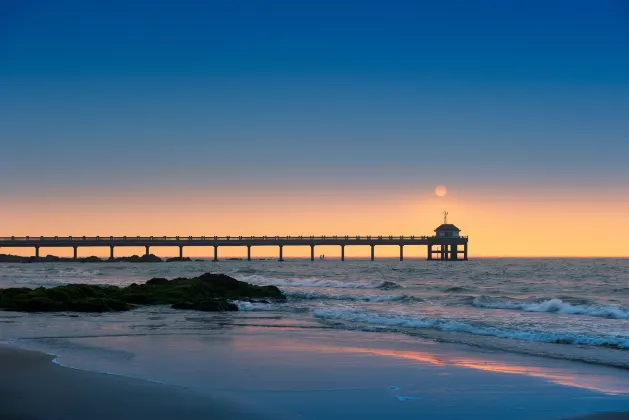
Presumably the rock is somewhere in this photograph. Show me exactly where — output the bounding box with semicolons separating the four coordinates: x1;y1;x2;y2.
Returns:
82;256;103;263
0;272;284;313
145;277;169;286
0;254;26;263
171;301;196;310
112;254;163;263
165;257;192;262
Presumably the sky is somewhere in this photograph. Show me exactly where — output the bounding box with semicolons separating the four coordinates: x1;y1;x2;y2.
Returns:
1;0;628;257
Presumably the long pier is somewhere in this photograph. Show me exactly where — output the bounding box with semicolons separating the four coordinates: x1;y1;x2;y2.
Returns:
0;235;469;261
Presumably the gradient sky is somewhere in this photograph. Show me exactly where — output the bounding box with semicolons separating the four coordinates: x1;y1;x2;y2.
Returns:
1;0;628;257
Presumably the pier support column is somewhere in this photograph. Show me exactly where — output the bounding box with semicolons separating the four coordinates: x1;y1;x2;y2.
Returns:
310;245;315;261
247;246;251;261
399;245;404;261
279;245;284;262
35;246;40;258
427;245;433;260
109;246;114;260
73;246;78;260
213;246;218;262
179;246;183;259
450;244;457;261
440;244;445;260
341;245;345;262
145;246;150;256
464;243;468;260
370;245;375;261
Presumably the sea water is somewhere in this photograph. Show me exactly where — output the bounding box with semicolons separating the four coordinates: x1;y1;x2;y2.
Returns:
1;258;629;419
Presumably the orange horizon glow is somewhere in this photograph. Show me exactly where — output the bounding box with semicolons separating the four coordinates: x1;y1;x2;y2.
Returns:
2;186;629;258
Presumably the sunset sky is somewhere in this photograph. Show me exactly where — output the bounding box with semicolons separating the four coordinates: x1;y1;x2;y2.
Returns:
2;1;628;257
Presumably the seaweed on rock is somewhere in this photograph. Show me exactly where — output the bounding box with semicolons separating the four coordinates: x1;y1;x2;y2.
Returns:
0;273;284;313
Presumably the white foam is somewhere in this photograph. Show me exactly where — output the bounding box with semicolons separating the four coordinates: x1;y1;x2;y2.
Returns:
473;296;629;319
313;308;629;349
285;290;406;302
239;274;396;290
232;301;277;311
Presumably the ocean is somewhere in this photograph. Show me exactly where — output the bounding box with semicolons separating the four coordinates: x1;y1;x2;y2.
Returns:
2;258;629;419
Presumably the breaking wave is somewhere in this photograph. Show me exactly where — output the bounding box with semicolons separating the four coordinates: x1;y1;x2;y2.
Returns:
232;300;308;312
313;308;629;349
472;296;629;319
285;290;414;303
239;275;400;290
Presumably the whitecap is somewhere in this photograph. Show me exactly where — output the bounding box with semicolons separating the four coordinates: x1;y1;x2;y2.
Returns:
473;296;629;319
313;308;629;349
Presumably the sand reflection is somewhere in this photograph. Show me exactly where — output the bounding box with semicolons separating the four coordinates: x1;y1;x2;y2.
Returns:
233;334;629;396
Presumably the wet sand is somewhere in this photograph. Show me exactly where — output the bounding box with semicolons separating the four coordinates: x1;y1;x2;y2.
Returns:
2;336;629;420
0;345;290;420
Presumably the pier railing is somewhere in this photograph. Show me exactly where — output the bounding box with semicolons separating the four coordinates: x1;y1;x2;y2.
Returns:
1;235;467;241
0;235;469;261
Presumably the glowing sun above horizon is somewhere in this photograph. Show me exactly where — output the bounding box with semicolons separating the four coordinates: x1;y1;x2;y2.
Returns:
435;185;448;197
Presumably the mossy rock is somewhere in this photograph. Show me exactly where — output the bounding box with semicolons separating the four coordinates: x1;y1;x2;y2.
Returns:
0;272;283;313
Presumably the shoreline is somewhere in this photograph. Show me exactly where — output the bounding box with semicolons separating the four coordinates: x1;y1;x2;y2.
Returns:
3;333;629;420
0;343;291;420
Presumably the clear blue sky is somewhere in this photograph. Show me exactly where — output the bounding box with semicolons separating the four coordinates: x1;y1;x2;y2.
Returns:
1;0;628;194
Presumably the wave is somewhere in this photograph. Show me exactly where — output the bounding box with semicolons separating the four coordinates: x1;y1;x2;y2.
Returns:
284;290;413;303
313;308;629;349
472;296;629;319
232;300;309;313
239;275;400;290
444;286;469;293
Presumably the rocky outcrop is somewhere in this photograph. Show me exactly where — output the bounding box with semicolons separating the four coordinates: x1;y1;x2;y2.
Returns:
111;254;163;263
0;273;285;313
0;254;164;263
0;254;104;263
165;257;192;262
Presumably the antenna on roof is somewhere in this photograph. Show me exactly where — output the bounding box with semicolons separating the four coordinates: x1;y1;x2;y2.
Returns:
443;210;448;224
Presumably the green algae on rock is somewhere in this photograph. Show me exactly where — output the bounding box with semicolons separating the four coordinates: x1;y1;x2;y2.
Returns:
0;273;285;313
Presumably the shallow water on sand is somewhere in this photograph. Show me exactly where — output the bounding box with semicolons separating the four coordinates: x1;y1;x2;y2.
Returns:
1;258;629;418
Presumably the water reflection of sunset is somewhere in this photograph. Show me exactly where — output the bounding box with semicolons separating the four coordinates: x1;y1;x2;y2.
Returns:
233;335;629;396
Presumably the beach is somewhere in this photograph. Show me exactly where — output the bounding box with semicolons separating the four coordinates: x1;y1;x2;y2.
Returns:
0;344;292;420
1;258;629;419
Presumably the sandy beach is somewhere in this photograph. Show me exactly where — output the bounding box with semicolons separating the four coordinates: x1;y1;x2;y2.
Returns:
0;344;291;420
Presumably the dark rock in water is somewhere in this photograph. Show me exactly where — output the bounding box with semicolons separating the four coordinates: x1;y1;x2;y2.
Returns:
145;277;169;286
0;272;284;313
379;281;402;290
113;254;163;263
226;258;243;261
194;259;204;262
0;254;25;263
171;301;196;310
0;253;148;263
444;286;467;293
165;257;192;262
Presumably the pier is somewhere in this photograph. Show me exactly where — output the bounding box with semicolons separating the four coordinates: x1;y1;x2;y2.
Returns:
0;234;468;261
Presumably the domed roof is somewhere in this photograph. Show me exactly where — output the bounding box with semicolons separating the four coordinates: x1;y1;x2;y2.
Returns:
435;224;461;232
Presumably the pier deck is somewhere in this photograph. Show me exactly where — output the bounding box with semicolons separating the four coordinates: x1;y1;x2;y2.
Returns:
0;235;469;261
